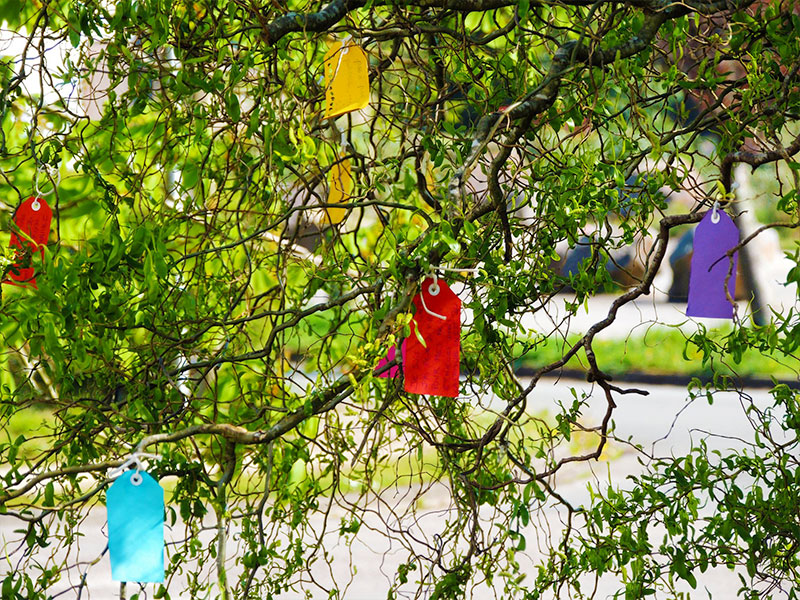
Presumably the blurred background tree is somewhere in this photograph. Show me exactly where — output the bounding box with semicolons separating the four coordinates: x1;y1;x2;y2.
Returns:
0;0;799;598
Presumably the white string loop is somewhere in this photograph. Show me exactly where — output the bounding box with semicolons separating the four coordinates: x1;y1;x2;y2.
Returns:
331;34;354;83
107;452;162;486
419;287;446;320
436;266;481;275
711;200;720;224
428;272;440;296
418;265;480;320
33;164;61;198
419;275;446;320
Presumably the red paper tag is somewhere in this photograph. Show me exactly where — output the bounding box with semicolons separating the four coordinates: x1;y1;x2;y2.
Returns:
4;196;52;289
404;278;461;397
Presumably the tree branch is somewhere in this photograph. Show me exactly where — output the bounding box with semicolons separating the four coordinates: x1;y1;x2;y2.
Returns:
721;131;800;193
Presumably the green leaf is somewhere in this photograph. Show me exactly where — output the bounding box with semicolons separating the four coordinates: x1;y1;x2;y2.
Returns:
518;0;530;21
43;482;54;507
225;93;241;122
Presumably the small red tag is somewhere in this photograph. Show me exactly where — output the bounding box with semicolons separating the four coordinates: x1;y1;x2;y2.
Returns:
404;278;461;397
4;197;52;289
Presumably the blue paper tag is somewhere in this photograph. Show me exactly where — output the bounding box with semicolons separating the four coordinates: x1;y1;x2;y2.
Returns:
107;470;165;582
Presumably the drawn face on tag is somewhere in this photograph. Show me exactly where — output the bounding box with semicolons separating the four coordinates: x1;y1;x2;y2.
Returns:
375;339;407;378
107;470;165;583
404;278;461;398
323;41;370;119
4;197;52;289
686;209;739;319
326;157;352;225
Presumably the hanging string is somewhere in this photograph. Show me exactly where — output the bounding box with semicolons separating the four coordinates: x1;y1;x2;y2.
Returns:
417;265;481;320
418;284;446;320
435;266;481;275
428;271;440;296
107;452;162;486
711;199;720;224
33;163;60;203
330;34;353;83
418;271;446;320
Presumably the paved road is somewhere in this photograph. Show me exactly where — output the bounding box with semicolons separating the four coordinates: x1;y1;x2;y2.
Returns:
1;380;780;599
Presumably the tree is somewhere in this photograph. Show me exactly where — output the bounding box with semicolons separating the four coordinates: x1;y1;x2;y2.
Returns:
1;0;799;598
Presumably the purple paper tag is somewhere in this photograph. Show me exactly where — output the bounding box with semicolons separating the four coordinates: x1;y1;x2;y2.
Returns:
686;210;739;319
375;340;406;378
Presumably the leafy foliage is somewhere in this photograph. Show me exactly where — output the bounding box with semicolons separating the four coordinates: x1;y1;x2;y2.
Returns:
0;0;799;598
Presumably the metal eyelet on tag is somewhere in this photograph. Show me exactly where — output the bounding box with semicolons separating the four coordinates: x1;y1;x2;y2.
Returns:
31;199;40;211
130;472;143;486
428;282;440;296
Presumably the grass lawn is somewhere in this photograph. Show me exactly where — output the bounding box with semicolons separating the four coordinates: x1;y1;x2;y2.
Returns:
516;327;800;381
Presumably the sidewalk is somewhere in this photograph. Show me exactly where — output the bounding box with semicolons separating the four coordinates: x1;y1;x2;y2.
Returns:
521;267;797;340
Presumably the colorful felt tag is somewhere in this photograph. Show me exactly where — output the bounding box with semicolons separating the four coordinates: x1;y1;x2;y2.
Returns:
375;340;406;378
404;278;461;397
323;41;369;119
327;157;352;224
4;196;52;289
686;209;739;319
107;470;165;583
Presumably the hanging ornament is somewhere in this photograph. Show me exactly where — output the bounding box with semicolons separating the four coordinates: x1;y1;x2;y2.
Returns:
686;204;739;319
107;460;165;583
404;277;461;397
323;38;369;119
4;196;52;289
326;154;352;225
375;340;406;378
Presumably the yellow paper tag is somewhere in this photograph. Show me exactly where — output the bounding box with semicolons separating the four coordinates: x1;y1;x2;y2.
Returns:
324;42;369;119
327;157;352;224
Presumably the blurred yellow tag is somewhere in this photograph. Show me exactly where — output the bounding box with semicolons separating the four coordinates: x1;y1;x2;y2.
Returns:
324;41;369;119
425;162;435;193
327;157;352;224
